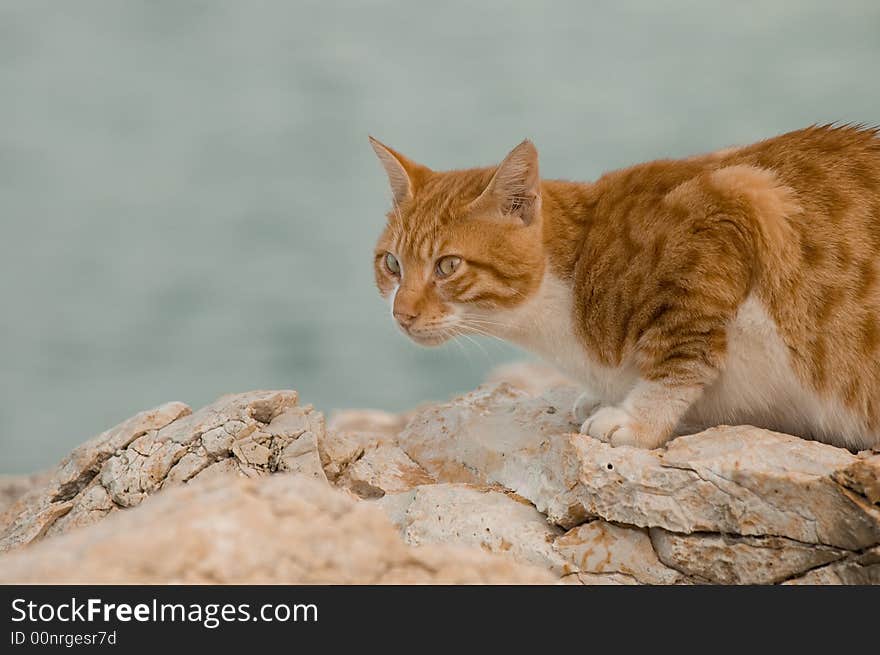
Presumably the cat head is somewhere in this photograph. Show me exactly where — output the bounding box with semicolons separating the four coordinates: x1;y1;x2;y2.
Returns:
371;137;546;346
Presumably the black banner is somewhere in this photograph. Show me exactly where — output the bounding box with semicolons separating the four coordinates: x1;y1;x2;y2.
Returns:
1;585;873;651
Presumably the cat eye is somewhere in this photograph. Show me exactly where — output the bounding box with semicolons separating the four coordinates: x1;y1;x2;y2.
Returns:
384;253;401;276
435;255;461;278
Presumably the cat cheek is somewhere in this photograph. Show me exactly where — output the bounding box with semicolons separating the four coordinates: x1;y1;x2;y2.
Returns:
437;278;466;299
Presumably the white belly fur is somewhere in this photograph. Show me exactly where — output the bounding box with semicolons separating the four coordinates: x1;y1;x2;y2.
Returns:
689;294;872;449
494;275;873;449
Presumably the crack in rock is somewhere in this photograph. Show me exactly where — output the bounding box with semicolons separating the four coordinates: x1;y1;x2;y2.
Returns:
0;390;317;552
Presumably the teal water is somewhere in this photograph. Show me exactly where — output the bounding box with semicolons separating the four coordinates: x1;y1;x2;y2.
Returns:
2;1;879;473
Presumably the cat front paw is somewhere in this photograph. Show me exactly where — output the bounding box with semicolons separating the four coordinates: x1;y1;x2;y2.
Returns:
580;406;634;444
580;406;667;449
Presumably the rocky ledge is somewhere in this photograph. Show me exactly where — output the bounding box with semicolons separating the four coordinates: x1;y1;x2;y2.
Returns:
0;363;877;584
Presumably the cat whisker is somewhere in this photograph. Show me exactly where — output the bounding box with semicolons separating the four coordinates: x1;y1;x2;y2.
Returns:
457;320;511;336
458;317;509;329
446;326;497;361
454;322;511;348
457;332;491;359
458;324;496;338
501;285;526;300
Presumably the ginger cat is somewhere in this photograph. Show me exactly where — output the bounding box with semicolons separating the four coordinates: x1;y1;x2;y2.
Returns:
370;125;880;451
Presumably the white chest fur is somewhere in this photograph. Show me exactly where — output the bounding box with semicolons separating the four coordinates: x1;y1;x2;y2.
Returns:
489;273;638;404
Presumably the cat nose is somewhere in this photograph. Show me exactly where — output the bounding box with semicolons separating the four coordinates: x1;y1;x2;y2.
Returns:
394;309;418;328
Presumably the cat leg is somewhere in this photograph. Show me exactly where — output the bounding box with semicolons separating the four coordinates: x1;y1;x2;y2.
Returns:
579;185;757;447
579;275;736;448
572;389;602;425
580;291;734;448
581;381;705;448
576;168;767;447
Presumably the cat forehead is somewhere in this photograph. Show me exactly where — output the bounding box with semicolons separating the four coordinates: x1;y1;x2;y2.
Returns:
387;216;453;261
405;167;495;217
386;169;494;233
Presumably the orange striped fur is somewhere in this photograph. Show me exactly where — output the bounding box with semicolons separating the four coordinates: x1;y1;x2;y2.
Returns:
371;126;880;450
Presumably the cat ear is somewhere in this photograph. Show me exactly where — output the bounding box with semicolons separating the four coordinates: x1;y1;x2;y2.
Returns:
369;136;430;206
473;139;541;225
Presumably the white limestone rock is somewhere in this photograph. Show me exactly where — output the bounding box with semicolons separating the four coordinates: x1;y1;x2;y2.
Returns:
378;483;569;575
398;384;880;551
0;474;554;584
0;390;326;552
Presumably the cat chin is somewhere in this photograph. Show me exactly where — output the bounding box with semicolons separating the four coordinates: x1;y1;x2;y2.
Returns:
405;332;450;347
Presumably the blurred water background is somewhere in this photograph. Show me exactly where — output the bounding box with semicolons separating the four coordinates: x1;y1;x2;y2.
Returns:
1;1;879;473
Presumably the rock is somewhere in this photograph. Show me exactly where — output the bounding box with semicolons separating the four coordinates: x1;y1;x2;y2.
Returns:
0;474;554;584
327;408;408;438
565;572;641;585
318;429;395;481
554;520;686;584
398;385;880;551
54;401;192;500
783;546;880;585
398;383;581;490
0;401;191;551
0;390;326;552
0;471;50;518
484;360;575;396
833;454;880;506
649;529;846;584
0;499;74;551
3;363;878;585
271;407;328;482
319;406;419;486
190;458;242;482
550;427;880;550
338;445;434;498
377;483;569;574
44;479;117;539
